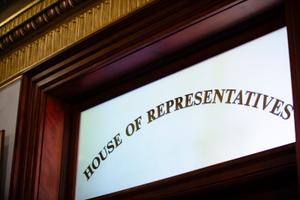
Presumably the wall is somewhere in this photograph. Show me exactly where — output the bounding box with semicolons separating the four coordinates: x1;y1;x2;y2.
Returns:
0;80;21;200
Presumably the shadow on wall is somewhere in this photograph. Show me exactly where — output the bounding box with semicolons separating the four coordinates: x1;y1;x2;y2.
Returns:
0;80;21;200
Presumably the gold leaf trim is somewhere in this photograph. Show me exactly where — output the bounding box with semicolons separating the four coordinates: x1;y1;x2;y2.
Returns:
0;0;155;86
0;0;59;36
0;0;87;50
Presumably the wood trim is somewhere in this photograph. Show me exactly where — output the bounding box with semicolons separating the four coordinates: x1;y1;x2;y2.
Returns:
284;0;300;192
0;0;56;31
9;76;47;200
37;96;65;199
59;110;80;199
0;0;156;87
9;0;298;199
75;9;285;111
0;130;4;198
36;0;283;98
0;0;93;50
90;144;297;200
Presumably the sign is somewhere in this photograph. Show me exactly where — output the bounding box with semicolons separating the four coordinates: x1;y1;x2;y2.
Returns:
75;28;295;200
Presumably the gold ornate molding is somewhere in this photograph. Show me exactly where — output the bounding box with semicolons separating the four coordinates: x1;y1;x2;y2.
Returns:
0;0;57;33
0;0;87;50
0;0;155;86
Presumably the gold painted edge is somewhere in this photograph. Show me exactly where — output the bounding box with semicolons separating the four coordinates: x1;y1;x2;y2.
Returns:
0;0;88;50
0;75;22;91
0;0;59;36
0;0;155;87
0;0;43;28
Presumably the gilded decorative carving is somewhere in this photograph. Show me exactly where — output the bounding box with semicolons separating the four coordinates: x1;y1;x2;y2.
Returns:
0;0;86;50
0;0;155;86
0;0;59;37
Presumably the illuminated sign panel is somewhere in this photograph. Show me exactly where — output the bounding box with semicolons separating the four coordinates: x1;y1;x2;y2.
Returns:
75;28;295;200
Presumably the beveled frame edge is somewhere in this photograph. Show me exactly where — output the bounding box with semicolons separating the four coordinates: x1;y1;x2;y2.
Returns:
9;0;300;199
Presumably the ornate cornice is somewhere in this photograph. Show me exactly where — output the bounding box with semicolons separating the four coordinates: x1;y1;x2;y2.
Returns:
0;0;87;50
0;0;155;86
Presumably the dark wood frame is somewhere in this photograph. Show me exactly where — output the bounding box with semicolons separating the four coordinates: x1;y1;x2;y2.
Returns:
0;129;4;198
0;130;3;165
8;0;300;199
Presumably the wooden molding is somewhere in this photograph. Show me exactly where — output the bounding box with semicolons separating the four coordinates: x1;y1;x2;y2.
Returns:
9;0;298;199
0;0;95;50
91;144;296;200
0;0;58;36
0;0;155;87
284;0;300;193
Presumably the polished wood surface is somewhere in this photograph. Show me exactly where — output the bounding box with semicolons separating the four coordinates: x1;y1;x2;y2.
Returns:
90;144;297;200
0;129;4;198
9;0;300;199
41;0;283;100
38;96;65;199
285;0;300;193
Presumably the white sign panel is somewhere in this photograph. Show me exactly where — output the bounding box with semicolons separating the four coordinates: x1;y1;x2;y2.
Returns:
76;28;295;200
